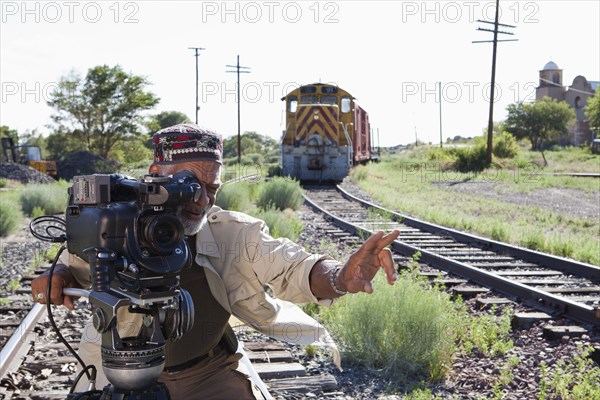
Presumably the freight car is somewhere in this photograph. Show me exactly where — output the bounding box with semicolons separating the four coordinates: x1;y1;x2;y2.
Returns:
280;83;378;181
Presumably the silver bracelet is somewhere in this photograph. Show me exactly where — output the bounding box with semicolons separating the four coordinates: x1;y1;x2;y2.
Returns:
329;265;348;296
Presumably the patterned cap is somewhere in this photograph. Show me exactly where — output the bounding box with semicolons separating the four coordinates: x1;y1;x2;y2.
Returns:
152;123;223;165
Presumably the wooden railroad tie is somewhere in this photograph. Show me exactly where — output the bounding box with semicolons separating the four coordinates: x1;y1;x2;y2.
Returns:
243;341;338;395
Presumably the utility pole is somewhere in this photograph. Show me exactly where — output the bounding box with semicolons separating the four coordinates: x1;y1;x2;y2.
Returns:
414;126;418;147
473;0;517;166
188;47;205;124
226;55;251;165
438;81;443;148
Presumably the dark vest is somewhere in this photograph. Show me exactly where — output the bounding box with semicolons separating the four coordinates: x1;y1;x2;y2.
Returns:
164;236;231;368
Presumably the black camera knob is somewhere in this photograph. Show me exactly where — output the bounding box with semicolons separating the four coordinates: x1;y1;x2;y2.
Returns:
93;308;108;333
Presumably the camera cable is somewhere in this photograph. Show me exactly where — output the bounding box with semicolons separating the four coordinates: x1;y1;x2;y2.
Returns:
29;216;98;393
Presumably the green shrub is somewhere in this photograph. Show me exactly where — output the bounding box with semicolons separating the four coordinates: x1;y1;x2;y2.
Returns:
267;165;283;177
493;132;520;159
427;147;455;164
256;177;304;211
452;139;487;171
321;264;460;382
253;207;303;241
0;178;8;188
215;181;257;212
241;153;263;166
19;181;69;216
0;200;23;237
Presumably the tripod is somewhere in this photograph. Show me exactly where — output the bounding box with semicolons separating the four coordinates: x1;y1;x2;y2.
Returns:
68;382;171;400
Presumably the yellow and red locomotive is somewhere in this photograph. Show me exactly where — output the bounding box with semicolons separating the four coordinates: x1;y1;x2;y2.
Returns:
280;83;378;181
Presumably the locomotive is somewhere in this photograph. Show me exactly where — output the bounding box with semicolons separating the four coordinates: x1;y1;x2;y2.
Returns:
280;83;379;181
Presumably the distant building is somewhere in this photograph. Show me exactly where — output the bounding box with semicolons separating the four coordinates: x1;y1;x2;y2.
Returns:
536;61;599;145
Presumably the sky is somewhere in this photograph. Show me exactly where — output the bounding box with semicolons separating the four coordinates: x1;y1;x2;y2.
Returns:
1;0;599;147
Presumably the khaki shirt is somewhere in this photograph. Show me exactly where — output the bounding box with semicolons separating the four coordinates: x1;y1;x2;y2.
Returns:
66;206;340;368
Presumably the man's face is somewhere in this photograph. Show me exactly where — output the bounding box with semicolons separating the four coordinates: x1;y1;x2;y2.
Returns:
150;160;222;236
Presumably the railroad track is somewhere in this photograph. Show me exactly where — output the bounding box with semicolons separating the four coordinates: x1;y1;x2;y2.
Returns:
0;243;337;399
304;184;600;328
2;183;599;398
0;272;339;399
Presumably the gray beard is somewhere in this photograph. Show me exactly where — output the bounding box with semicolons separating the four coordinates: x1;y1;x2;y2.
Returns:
177;206;210;236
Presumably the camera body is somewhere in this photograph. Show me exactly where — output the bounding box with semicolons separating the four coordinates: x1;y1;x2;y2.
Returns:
65;172;200;395
66;172;200;272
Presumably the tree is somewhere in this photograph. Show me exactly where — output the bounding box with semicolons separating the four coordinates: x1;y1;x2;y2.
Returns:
584;90;600;139
146;111;190;134
222;131;278;159
0;125;18;140
45;131;89;160
504;97;574;164
47;65;160;159
0;126;19;162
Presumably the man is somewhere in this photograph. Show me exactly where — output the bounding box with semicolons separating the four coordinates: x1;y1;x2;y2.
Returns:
32;123;400;399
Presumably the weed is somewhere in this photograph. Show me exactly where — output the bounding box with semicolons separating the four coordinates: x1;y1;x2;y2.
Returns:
491;381;506;400
405;387;442;399
31;206;46;219
537;363;549;400
459;306;514;357
0;199;23;237
215;181;256;212
19;181;69;216
7;279;20;292
252;207;303;241
304;344;317;358
256;177;304;211
538;345;600;400
490;220;509;242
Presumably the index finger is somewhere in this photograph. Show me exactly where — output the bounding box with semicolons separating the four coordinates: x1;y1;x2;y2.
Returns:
359;229;400;254
372;229;400;252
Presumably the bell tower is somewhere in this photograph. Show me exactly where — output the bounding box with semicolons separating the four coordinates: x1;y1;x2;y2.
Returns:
536;61;565;100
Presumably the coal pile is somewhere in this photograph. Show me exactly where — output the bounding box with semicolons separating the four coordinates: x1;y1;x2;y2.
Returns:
0;163;56;184
56;151;119;180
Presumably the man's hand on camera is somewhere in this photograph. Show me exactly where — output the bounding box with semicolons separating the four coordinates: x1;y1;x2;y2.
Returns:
31;264;78;310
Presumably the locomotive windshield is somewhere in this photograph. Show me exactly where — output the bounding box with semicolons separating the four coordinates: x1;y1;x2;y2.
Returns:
321;96;337;105
300;86;317;94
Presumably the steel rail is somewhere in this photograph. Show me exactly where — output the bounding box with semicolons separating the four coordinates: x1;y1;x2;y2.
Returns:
0;303;46;379
303;189;600;327
336;185;600;280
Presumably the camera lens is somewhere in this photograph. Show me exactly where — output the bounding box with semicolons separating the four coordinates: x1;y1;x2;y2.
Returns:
140;214;184;256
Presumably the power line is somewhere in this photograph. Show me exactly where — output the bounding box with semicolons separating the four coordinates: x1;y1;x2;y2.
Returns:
226;55;251;165
188;47;205;124
539;77;597;96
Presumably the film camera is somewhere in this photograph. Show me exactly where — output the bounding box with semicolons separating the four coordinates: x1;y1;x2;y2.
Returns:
65;171;201;399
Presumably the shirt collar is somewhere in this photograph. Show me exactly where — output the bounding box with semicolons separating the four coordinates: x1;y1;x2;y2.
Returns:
192;206;222;259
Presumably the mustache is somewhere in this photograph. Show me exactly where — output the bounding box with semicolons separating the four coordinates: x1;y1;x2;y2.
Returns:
177;204;211;235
